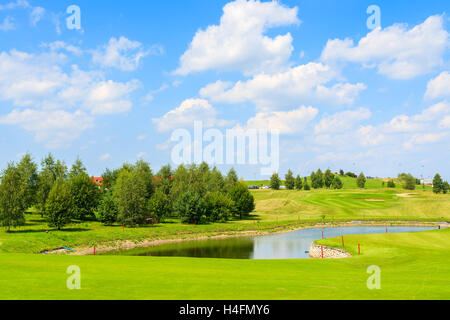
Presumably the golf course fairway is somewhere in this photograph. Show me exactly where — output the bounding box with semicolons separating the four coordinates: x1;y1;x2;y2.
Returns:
0;188;449;300
1;228;449;300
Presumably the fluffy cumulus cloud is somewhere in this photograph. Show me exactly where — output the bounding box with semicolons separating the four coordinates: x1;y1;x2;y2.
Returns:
238;106;318;134
321;15;449;79
200;62;366;111
92;37;161;71
0;46;140;148
425;71;450;100
152;99;231;132
356;101;450;149
0;109;94;148
175;0;300;76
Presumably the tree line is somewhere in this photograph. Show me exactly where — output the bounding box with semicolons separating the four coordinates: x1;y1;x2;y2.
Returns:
269;169;347;190
0;154;255;232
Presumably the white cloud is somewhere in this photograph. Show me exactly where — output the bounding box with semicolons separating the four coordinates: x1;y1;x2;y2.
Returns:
137;134;146;141
355;101;450;150
0;16;15;31
440;116;450;128
99;153;111;161
92;37;158;71
314;108;371;134
403;132;448;150
425;71;450;100
0;0;30;10
200;62;366;111
0;49;140;147
239;106;318;134
413;101;450;122
41;41;82;56
357;125;386;147
0;109;94;148
321;15;449;79
30;6;45;26
137;152;148;159
84;80;140;115
175;0;300;76
142;83;169;104
152;98;231;132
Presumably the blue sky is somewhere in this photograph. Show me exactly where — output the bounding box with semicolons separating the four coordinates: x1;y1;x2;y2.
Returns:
0;0;449;180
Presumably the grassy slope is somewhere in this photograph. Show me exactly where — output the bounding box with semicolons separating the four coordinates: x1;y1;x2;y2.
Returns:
1;228;449;299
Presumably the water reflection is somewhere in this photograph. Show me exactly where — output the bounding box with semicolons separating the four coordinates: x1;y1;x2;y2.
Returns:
104;226;434;259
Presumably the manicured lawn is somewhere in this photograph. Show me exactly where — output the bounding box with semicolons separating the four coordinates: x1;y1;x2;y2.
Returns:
0;228;449;299
0;188;448;300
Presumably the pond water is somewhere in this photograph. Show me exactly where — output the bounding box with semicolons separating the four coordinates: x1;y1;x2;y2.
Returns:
103;226;435;259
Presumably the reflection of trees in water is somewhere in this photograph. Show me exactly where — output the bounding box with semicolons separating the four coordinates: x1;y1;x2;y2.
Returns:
137;238;255;259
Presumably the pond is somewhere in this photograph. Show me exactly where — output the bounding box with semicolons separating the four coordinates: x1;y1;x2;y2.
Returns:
102;226;435;259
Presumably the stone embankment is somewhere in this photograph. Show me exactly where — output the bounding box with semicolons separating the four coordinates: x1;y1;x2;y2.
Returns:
309;243;351;259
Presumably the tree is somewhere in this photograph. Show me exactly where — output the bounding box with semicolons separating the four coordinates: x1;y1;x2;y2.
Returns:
45;179;73;230
346;172;356;178
331;176;343;189
97;191;118;225
227;183;255;219
442;181;449;194
68;157;86;179
101;168;116;191
433;174;443;194
316;169;324;188
36;154;67;215
114;169;149;226
225;168;239;188
387;180;396;188
357;172;366;188
0;163;26;232
339;169;345;176
209;166;225;193
173;190;206;224
310;172;316;188
295;175;303;190
155;164;173;196
134;160;154;199
285;170;295;190
204;191;235;222
270;173;281;190
148;189;172;222
17;153;38;210
311;170;324;189
324;169;334;188
398;173;415;190
303;181;311;191
69;173;100;221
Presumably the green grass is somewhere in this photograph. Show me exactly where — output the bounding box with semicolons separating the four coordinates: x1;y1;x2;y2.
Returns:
0;189;448;254
246;176;433;190
0;228;449;299
0;188;449;299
